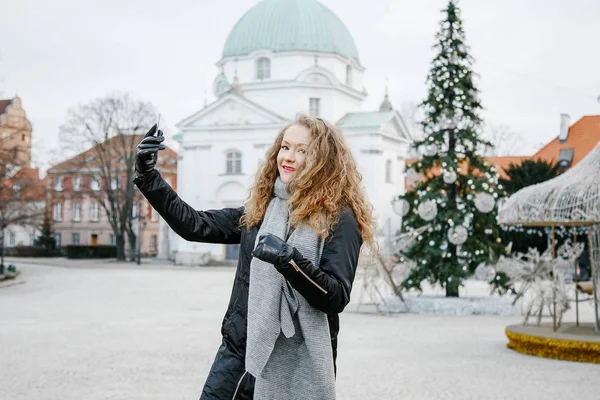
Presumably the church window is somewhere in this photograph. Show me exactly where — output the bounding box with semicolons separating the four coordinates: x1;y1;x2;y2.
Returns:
309;98;321;117
226;151;242;174
256;58;271;80
385;160;393;183
346;65;353;86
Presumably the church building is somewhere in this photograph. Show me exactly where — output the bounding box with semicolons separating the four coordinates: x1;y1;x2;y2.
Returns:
164;0;413;264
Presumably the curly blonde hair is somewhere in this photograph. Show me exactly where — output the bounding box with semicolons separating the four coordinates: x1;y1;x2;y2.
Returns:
242;114;376;248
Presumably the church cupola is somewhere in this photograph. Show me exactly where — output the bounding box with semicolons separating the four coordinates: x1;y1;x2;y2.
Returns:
379;84;393;112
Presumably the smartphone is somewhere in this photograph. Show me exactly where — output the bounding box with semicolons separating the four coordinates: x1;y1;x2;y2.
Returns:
151;113;162;164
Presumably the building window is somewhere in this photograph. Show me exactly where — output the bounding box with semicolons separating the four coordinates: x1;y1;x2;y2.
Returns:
29;233;35;245
53;202;63;221
72;201;81;221
150;235;157;252
557;148;575;170
309;98;321;117
72;233;80;245
256;57;271;80
12;183;20;195
54;176;64;191
8;232;15;247
226;151;242;174
109;234;116;245
91;176;100;191
54;233;61;248
73;176;81;191
132;203;138;219
111;177;118;190
90;201;99;221
151;208;159;222
385;160;393;183
346;65;353;86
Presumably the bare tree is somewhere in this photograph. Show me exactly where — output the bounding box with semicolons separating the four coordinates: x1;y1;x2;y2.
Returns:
0;126;45;266
59;92;156;261
480;123;524;156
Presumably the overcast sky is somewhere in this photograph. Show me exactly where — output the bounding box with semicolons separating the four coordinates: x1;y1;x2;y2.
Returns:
1;0;599;172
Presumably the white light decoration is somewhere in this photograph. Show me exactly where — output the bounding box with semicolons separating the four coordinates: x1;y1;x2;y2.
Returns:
418;200;438;221
447;226;468;245
497;141;600;331
443;170;458;184
498;142;600;225
475;193;496;213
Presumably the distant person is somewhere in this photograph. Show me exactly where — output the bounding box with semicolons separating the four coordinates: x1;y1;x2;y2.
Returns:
134;114;376;399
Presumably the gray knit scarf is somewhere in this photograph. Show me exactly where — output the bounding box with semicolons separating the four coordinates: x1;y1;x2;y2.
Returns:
245;177;336;400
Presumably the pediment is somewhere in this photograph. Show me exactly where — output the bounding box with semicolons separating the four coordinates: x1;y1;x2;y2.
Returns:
381;112;413;141
177;94;286;129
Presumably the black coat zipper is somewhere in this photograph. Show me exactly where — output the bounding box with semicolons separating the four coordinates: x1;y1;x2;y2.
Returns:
289;259;328;294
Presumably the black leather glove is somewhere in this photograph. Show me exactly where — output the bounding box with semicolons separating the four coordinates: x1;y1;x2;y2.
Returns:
253;233;330;297
135;124;166;176
252;233;294;268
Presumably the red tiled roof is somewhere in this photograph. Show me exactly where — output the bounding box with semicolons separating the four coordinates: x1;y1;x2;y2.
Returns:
534;115;600;166
0;167;46;201
486;156;530;179
405;155;531;190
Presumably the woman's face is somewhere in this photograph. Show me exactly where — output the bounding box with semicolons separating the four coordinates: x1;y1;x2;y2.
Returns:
277;124;313;184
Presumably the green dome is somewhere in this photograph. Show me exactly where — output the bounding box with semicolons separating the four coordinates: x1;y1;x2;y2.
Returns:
222;0;360;62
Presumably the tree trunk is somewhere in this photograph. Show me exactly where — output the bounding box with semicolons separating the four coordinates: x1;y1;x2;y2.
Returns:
445;282;460;297
115;234;126;261
0;228;4;269
127;230;137;262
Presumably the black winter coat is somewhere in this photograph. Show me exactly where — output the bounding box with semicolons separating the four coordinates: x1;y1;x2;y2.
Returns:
134;170;363;400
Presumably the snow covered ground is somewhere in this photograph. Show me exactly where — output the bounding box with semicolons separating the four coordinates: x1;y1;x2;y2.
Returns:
1;260;598;400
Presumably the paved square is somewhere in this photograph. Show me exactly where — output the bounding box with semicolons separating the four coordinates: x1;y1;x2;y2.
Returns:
1;260;598;399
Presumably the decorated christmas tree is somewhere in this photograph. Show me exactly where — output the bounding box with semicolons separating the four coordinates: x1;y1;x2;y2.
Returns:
397;0;505;297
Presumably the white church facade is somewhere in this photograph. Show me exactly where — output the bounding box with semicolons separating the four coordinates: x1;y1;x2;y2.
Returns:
161;0;413;265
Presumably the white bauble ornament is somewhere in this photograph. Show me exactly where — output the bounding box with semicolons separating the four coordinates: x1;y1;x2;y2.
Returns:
393;198;410;217
443;170;457;184
475;263;496;281
423;144;439;156
475;193;495;213
417;200;438;221
447;226;468;245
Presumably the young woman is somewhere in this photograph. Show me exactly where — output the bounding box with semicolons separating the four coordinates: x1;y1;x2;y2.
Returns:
134;114;376;399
